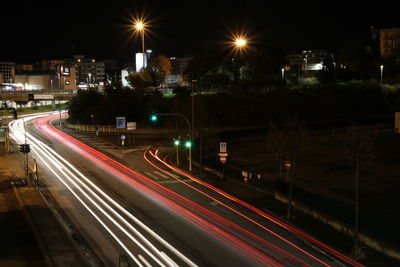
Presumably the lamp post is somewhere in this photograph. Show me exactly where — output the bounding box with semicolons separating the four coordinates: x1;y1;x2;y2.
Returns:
134;21;146;70
232;36;248;83
281;68;285;80
88;73;92;87
380;65;384;85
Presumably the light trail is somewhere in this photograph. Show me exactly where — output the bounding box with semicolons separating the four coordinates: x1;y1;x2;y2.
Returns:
150;148;364;267
14;113;286;266
34;115;283;266
8;114;198;267
143;149;313;267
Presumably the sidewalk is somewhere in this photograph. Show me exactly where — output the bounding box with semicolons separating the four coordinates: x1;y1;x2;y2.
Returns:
0;144;91;266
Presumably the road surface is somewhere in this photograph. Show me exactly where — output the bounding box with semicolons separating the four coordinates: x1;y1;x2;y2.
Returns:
9;112;362;267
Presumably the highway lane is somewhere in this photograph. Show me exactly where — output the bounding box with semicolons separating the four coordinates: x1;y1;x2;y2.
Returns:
9;113;200;266
9;112;363;266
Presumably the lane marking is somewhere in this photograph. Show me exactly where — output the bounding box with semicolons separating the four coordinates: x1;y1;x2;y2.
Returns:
144;171;159;180
153;171;169;179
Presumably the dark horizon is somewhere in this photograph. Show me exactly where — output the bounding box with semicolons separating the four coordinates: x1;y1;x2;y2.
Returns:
1;1;399;63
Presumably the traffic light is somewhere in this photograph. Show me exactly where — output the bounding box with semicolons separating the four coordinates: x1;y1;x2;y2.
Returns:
173;139;180;146
149;109;158;122
185;140;192;148
150;114;158;122
19;144;30;153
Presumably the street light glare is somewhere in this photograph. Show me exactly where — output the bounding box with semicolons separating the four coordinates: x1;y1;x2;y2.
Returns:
235;38;247;47
135;22;144;31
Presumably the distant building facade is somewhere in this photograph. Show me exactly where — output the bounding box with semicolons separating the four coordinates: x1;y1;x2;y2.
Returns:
380;28;400;57
15;65;76;90
169;56;192;75
0;62;15;84
285;50;334;77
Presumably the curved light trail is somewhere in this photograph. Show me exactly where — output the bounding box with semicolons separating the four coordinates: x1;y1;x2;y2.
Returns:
148;148;364;267
8;112;362;267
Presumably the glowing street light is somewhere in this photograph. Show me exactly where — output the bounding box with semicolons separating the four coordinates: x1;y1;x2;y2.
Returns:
134;20;147;70
380;65;384;85
235;38;247;47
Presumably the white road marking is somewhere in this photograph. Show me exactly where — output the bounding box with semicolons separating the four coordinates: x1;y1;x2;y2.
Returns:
144;171;159;180
153;171;169;179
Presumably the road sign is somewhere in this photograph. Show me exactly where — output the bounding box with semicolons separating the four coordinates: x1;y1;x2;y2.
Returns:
284;160;291;170
120;135;126;140
127;122;136;130
218;152;228;157
219;156;227;163
116;117;126;129
219;142;227;153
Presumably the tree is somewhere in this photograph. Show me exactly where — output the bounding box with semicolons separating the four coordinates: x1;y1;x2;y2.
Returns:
127;72;152;91
337;126;377;258
266;122;286;181
282;116;308;219
266;116;308;219
145;55;171;87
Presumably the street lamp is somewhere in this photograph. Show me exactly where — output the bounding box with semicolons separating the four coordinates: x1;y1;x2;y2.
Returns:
380;65;384;85
281;68;285;80
134;20;147;70
88;73;92;86
231;35;248;83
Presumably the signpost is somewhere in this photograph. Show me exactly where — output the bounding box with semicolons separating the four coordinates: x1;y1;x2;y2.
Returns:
395;112;400;133
219;142;228;179
120;135;125;147
116;117;126;129
127;122;136;130
284;160;292;170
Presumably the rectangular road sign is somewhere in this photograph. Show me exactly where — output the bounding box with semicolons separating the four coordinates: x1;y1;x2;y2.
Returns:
127;122;136;130
116;117;126;129
218;152;228;157
219;142;227;153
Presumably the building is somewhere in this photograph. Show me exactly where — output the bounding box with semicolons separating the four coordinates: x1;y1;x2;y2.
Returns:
69;56;105;87
15;74;59;90
15;65;76;90
0;62;15;84
380;28;400;57
285;50;334;77
169;56;192;75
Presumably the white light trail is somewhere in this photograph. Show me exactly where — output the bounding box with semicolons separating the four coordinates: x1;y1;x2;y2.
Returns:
9;114;197;267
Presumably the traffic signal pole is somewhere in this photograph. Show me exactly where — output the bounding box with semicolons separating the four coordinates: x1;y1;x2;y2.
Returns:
151;112;192;171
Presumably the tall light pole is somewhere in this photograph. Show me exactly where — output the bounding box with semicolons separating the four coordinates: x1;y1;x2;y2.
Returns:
232;35;248;83
380;65;384;85
134;21;146;70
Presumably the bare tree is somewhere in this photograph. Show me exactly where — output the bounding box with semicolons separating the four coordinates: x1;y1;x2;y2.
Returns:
283;115;308;219
266;116;308;219
266;122;286;181
338;126;377;258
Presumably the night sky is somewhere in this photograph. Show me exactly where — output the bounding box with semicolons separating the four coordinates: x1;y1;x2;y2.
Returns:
1;1;398;64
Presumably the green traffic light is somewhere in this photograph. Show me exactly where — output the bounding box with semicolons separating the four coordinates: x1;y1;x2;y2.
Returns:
185;141;192;148
174;140;180;146
150;114;157;121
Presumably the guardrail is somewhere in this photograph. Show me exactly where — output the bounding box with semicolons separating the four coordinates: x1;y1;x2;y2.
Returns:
64;122;177;135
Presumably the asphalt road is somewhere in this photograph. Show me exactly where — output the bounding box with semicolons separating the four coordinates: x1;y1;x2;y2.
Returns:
9;112;363;267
